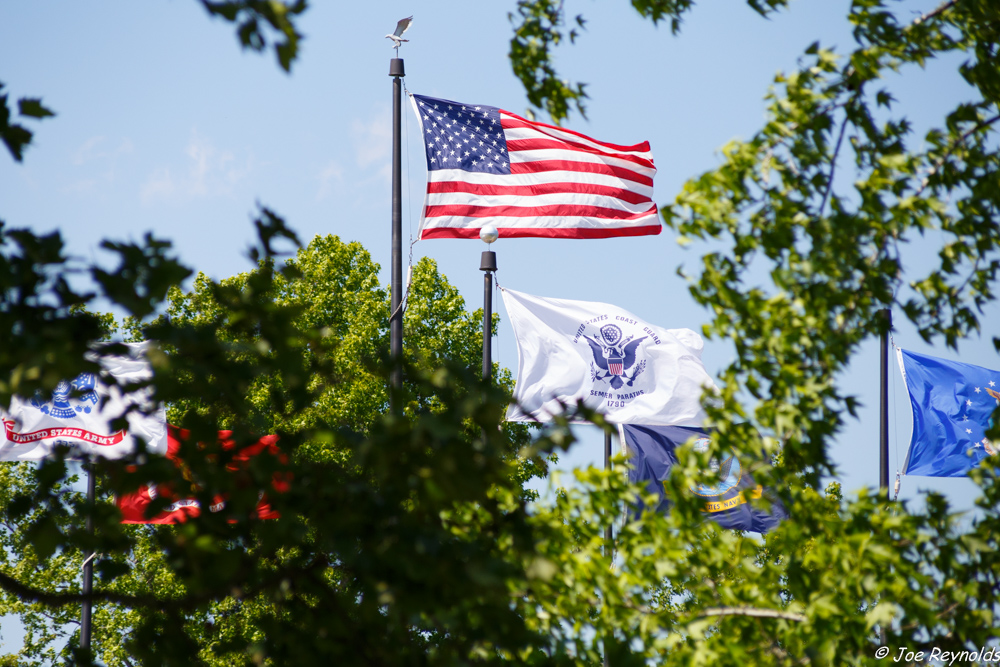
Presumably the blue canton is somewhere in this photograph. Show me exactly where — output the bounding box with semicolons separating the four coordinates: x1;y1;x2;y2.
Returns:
413;95;511;175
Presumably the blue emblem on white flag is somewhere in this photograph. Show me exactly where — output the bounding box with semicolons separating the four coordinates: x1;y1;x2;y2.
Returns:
0;343;168;461
898;348;1000;477
581;323;646;387
502;289;716;425
30;373;99;419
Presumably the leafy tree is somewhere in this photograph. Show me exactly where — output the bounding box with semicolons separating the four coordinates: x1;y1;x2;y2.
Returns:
504;0;1000;663
4;1;1000;666
0;215;553;665
0;5;555;665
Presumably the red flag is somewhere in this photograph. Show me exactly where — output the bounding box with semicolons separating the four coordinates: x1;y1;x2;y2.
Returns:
117;426;287;524
411;94;660;240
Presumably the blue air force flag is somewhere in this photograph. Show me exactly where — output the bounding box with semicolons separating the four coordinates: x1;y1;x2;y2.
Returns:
502;289;716;425
898;348;1000;477
621;424;787;534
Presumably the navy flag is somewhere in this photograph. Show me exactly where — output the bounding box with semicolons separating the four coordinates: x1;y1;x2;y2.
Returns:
621;424;787;534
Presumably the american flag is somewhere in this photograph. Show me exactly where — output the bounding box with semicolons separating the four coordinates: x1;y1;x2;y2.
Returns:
410;94;660;240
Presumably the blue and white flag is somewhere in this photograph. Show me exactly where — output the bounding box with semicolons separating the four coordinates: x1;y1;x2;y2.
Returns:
502;289;716;425
898;348;1000;477
620;424;787;534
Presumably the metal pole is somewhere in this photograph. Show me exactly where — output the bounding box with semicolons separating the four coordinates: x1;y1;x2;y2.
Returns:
879;308;891;498
604;430;612;546
878;308;893;648
80;461;95;651
389;57;405;409
603;428;612;667
480;251;496;383
480;250;497;442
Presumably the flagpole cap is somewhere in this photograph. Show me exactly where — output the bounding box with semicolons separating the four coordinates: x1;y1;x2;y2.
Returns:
479;223;499;244
480;250;497;273
389;58;405;77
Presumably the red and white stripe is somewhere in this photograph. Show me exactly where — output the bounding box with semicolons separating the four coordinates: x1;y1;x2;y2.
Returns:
416;107;660;240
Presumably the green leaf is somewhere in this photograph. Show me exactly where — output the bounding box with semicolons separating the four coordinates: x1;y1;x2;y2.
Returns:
17;98;54;119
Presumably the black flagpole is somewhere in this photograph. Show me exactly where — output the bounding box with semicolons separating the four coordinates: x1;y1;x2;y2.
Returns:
604;429;612;667
877;309;892;650
879;308;892;499
480;227;498;441
80;460;95;652
604;431;612;546
389;56;405;411
480;250;496;383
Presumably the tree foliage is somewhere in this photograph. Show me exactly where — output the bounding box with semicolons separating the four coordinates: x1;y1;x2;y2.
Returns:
198;1;307;73
0;82;55;163
506;0;1000;663
0;212;551;666
3;0;1000;665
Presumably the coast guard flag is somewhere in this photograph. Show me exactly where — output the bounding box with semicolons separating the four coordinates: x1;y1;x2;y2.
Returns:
898;348;1000;477
621;424;787;534
410;94;660;240
0;342;167;461
503;289;716;424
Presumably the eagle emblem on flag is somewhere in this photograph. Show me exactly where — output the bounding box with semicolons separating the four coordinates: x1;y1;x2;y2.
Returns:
29;373;99;419
581;324;647;389
689;436;743;497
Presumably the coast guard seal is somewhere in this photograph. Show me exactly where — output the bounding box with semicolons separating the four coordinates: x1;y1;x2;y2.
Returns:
573;312;661;410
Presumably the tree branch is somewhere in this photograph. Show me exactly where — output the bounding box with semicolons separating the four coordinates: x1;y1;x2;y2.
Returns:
912;0;958;27
0;555;329;612
697;606;808;623
613;597;807;624
914;113;1000;199
818;107;852;218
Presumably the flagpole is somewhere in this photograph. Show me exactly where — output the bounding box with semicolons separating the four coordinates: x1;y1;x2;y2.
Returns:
879;308;892;498
877;308;892;651
604;428;612;667
480;249;496;383
604;430;612;545
389;56;405;410
479;226;498;440
80;460;95;652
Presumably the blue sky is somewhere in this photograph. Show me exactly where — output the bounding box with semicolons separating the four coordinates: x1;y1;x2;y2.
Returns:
1;0;996;651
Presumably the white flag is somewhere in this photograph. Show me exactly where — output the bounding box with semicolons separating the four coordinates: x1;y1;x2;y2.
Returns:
0;342;168;460
503;289;716;425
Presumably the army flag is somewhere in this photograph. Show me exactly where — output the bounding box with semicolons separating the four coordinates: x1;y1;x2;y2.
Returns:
410;94;660;240
503;289;716;424
117;426;286;524
621;424;787;534
898;348;1000;477
0;342;167;461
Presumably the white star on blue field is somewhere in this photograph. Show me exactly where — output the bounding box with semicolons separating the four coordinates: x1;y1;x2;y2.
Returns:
415;95;511;175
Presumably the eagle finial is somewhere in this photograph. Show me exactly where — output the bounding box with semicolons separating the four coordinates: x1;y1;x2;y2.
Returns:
386;16;413;55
